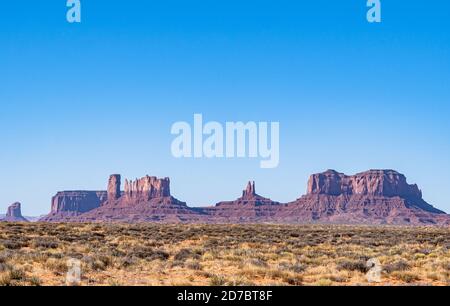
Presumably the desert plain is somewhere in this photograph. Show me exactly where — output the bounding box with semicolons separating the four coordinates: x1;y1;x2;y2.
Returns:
0;223;449;286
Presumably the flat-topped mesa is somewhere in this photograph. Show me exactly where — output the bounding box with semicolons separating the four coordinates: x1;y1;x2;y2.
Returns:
50;191;107;214
307;169;423;199
242;181;256;199
4;202;28;222
124;176;171;201
107;174;121;201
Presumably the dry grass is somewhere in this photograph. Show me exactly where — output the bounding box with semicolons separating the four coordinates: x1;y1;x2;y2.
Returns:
0;223;449;286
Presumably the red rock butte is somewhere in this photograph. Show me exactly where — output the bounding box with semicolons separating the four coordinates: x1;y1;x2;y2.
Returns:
35;170;449;225
1;202;28;222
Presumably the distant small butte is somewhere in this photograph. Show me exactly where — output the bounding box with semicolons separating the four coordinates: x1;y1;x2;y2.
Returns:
2;170;449;226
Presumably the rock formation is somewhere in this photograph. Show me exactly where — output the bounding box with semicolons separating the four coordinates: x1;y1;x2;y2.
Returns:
204;181;282;222
124;176;171;202
107;174;121;201
2;202;28;222
72;175;205;223
39;191;107;222
39;170;450;225
282;170;446;225
307;170;423;200
242;181;256;199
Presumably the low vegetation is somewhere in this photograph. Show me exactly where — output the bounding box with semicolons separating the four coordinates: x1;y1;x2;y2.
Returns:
0;223;449;286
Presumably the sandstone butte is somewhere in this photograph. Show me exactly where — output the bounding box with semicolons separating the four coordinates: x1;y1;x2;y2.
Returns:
23;169;448;226
0;202;29;222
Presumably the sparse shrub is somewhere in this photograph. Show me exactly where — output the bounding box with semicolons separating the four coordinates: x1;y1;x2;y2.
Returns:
266;269;285;279
415;248;432;256
186;261;202;271
29;276;42;286
249;258;268;268
170;260;185;268
337;260;368;273
393;271;419;283
278;262;305;273
120;256;136;268
174;249;201;262
384;261;411;273
85;255;113;271
290;263;306;273
283;275;303;286
33;238;59;249
130;246;169;261
0;240;24;250
48;252;64;259
9;268;26;281
89;260;106;271
209;274;226;286
0;263;9;272
330;275;348;283
149;250;170;261
111;249;126;257
44;258;67;275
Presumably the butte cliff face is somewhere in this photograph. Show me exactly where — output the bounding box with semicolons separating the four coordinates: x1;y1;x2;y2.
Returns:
307;170;423;200
39;191;107;222
123;176;171;203
1;202;28;222
280;170;447;225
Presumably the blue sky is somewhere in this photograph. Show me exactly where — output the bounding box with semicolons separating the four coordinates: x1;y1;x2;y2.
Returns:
1;1;450;215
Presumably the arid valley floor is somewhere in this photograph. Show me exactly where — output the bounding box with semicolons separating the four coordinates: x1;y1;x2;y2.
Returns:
0;223;449;286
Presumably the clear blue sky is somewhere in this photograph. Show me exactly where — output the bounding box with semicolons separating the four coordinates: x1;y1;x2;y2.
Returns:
1;1;449;215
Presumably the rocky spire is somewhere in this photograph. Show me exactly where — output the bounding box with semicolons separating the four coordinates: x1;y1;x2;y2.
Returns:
107;174;121;201
242;181;256;198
